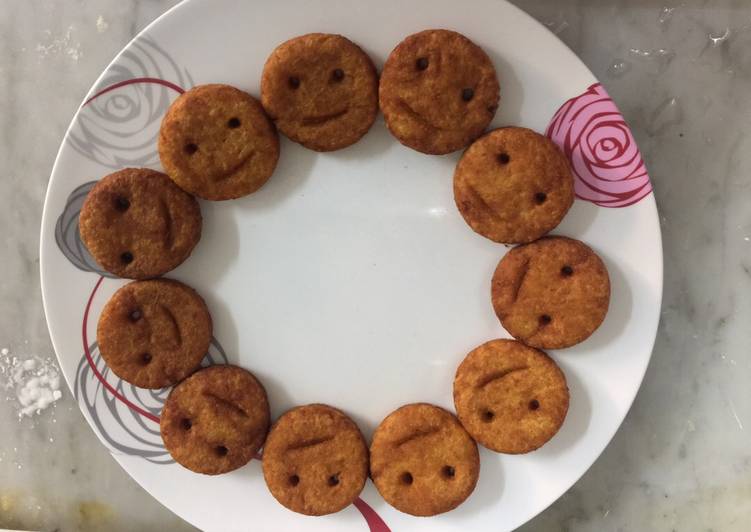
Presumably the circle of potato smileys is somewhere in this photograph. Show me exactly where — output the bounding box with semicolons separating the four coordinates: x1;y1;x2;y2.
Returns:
80;25;615;523
369;403;480;516
379;29;501;154
158;84;280;200
262;404;369;516
453;339;569;454
97;278;212;389
261;33;379;152
79;168;202;279
160;365;270;475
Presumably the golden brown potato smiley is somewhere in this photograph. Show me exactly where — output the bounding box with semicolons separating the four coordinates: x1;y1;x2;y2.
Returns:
380;29;501;154
79;168;202;279
262;404;368;515
454;339;569;454
97;278;212;389
454;127;574;244
491;236;611;349
160;365;270;475
261;33;379;152
158;84;280;200
370;403;480;516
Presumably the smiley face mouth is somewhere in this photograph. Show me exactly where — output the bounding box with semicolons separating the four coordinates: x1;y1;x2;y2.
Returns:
156;197;175;250
459;183;503;224
286;435;334;452
394;427;439;448
476;366;529;389
301;107;349;126
397;99;448;132
210;151;256;182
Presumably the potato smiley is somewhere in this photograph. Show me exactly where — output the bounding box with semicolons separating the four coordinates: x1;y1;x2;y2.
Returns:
491;236;611;349
97;278;212;389
158;84;280;200
453;339;569;454
370;403;480;516
79;168;202;279
380;29;500;154
262;404;369;516
160;365;271;475
261;33;379;152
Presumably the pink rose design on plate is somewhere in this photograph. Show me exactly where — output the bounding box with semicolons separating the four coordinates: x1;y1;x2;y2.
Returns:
546;83;652;208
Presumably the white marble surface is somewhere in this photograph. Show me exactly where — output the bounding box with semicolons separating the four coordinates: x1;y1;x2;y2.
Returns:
0;1;748;530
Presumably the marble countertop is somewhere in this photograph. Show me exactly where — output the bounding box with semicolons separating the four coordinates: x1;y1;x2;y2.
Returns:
1;1;748;530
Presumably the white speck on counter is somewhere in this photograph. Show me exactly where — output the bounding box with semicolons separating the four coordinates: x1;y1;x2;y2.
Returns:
726;396;744;431
607;59;632;78
709;28;731;47
658;7;675;26
542;13;569;36
96;15;109;33
628;47;676;74
1;348;63;418
35;25;83;62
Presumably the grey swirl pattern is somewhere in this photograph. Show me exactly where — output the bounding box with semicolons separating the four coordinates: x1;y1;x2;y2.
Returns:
74;338;229;463
54;180;116;277
67;36;193;168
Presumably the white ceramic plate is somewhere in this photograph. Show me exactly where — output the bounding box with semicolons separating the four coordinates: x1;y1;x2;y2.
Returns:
40;0;662;530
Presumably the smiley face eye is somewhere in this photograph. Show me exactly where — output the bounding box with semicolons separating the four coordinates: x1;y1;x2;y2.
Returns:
561;265;574;277
441;465;455;479
462;88;475;101
128;309;142;322
498;152;510;165
120;251;134;264
184;143;198;155
288;76;300;89
327;474;340;486
227;117;241;129
331;69;344;82
529;399;540;410
215;445;228;457
400;471;413;485
289;474;300;486
114;196;130;212
415;57;429;70
534;192;547;204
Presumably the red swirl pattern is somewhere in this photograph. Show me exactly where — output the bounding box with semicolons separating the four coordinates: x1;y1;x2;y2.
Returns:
545;83;652;207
